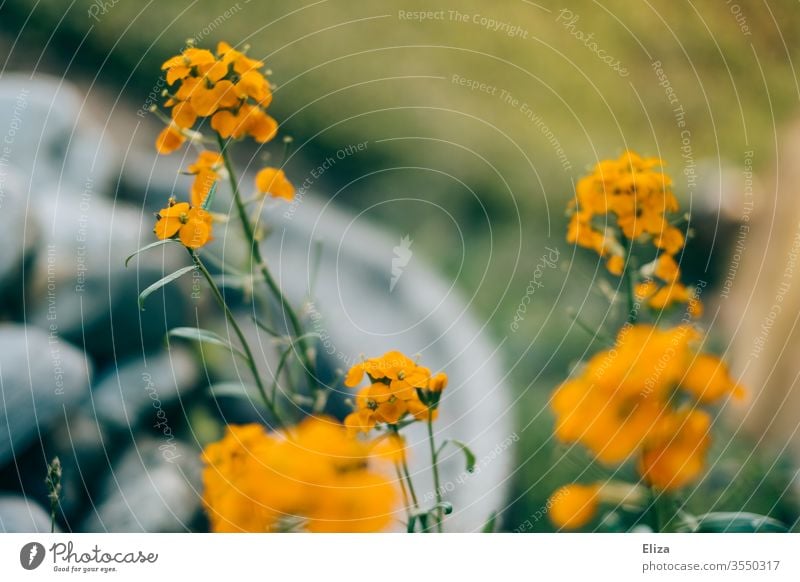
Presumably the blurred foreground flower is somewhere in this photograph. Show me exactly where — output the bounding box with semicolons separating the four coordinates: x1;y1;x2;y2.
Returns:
202;417;396;532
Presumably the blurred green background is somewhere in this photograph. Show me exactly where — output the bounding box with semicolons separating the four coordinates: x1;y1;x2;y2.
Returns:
2;0;799;531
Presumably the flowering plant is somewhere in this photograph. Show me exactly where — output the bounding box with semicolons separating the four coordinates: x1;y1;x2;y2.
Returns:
549;152;785;533
128;40;477;533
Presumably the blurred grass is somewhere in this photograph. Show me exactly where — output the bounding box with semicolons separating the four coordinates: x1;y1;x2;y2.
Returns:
2;0;799;530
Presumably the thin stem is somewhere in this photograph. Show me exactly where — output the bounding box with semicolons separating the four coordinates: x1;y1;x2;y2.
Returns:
392;427;419;510
621;237;638;324
649;483;672;533
216;135;317;395
394;462;412;523
427;415;444;533
401;457;420;509
191;250;287;428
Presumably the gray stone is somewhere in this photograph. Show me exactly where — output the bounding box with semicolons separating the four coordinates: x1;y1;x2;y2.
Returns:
0;324;91;466
93;346;199;430
81;439;201;532
0;168;38;295
0;75;117;197
28;191;190;359
0;495;57;533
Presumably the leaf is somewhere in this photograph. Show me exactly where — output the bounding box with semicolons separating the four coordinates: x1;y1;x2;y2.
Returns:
481;510;498;533
449;439;477;473
202;181;218;210
688;512;789;533
125;239;179;267
138;265;196;309
168;327;246;360
208;382;262;402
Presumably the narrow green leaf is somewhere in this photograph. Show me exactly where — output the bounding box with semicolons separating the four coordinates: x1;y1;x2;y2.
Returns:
138;265;196;309
481;510;498;533
450;439;477;473
125;239;179;268
168;327;246;360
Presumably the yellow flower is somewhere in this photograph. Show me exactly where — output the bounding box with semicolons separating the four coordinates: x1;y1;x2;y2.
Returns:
428;372;448;393
255;167;295;200
552;324;743;492
211;104;278;142
548;484;600;529
236;70;272;106
217;41;264;75
344;352;446;434
187;79;239;117
187;151;223;207
567;151;692;279
681;353;744;404
638;409;711;491
606;254;624;276
161;47;216;85
155;125;185;154
154;200;213;249
156;41;278;150
201;417;396;532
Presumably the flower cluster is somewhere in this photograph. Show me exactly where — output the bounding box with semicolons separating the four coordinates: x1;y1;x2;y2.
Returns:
344;351;448;435
154;199;213;249
157;42;276;154
202;417;397;532
549;324;743;528
151;41;297;251
567;151;700;315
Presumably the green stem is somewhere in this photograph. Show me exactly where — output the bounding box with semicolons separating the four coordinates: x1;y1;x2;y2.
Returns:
427;415;444;533
394;462;412;523
388;425;419;515
216;135;317;395
621;237;638;324
649;485;674;533
191;250;287;428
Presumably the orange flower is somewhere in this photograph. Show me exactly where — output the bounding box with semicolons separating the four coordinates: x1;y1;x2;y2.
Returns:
201;417;397;532
155;125;185;154
638;409;711;491
344;351;447;434
217;41;264;74
548;484;600;529
236;70;272;106
681;353;744;403
161;47;216;85
188;79;239;117
255;167;294;200
211;104;277;142
154;200;213;249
